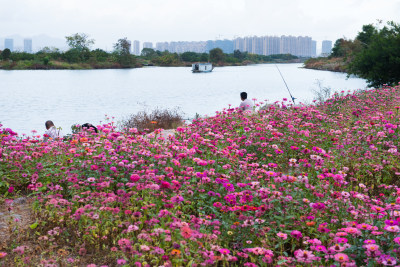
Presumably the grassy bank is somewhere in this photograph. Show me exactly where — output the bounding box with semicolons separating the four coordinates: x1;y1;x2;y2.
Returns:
0;58;304;70
1;85;400;266
303;57;348;72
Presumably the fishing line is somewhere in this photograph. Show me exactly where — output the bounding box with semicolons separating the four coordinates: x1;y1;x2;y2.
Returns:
275;64;296;104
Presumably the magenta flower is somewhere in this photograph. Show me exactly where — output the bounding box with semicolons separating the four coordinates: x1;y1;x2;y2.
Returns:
291;230;303;240
117;259;127;265
219;248;230;255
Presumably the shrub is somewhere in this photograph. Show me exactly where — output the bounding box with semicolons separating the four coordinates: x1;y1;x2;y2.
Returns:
120;107;184;132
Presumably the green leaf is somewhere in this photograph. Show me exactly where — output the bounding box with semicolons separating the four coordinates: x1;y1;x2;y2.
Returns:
30;222;38;229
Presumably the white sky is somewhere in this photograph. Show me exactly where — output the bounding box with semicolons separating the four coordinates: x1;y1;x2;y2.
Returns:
1;0;399;49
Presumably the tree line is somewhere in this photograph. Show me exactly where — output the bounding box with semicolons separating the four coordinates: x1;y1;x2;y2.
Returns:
328;21;400;87
0;33;299;69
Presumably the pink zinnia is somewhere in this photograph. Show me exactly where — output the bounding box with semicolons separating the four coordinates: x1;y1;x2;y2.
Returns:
219;248;230;255
277;232;288;240
117;259;127;265
294;249;316;263
181;226;192;239
384;225;400;232
291;230;303;240
334;253;349;263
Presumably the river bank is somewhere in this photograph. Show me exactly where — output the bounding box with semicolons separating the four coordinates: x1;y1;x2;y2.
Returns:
0;58;305;70
1;85;399;266
303;57;348;72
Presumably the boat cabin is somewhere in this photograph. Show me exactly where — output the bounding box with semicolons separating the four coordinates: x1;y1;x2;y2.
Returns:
192;63;213;73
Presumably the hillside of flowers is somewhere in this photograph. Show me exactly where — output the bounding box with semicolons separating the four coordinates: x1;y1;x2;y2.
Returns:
1;85;400;266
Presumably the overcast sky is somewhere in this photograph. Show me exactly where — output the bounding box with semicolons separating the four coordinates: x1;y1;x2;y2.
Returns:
1;0;399;49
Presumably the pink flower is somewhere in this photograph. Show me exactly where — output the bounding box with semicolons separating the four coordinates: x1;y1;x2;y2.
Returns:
334;253;349;263
130;174;140;182
310;202;326;210
181;226;192;239
294;249;316;263
117;259;127;265
277;232;287;240
219;248;230;255
384;225;400;232
12;246;26;255
291;230;303;240
0;252;7;258
8;186;14;193
380;255;397;266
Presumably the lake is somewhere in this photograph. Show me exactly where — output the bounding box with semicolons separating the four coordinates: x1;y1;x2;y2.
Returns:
0;63;367;135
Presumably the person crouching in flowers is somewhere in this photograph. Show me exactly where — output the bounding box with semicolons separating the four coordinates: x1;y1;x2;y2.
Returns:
44;120;63;141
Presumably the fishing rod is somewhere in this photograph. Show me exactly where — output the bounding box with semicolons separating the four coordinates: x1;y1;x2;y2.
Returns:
275;64;296;104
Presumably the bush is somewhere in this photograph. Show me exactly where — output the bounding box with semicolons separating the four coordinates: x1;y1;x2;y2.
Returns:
120;107;184;132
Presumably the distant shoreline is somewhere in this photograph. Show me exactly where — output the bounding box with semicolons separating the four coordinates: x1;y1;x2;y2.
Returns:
0;59;305;71
303;57;348;73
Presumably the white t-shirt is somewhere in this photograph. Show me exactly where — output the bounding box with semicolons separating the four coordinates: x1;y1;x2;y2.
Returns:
239;99;254;111
44;126;63;139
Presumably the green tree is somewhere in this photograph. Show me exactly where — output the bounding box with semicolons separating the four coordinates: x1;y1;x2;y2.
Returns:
199;53;209;62
141;48;157;60
233;49;244;60
90;49;109;62
1;48;11;60
113;38;135;67
181;52;199;62
65;33;95;51
356;24;378;47
63;48;82;63
348;21;400;87
209;48;224;63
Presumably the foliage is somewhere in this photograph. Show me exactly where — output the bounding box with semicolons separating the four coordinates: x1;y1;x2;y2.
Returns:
0;39;299;70
65;33;95;51
209;48;224;63
1;86;400;266
113;38;135;67
1;48;11;60
348;21;400;87
180;52;200;62
140;48;158;60
120;107;184;132
311;80;332;104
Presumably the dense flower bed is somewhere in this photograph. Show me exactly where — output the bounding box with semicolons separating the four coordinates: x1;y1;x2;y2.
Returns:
1;85;400;266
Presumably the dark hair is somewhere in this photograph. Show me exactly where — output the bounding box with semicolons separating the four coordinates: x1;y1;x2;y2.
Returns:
45;120;54;129
82;123;98;133
240;92;247;100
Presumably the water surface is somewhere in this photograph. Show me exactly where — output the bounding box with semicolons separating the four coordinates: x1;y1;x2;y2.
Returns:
0;64;367;135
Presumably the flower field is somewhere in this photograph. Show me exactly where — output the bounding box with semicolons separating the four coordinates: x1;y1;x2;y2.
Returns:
1;85;400;266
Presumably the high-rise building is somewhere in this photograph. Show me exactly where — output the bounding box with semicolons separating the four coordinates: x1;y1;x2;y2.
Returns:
23;38;33;53
280;35;297;55
322;40;332;55
127;40;132;53
296;36;312;57
143;42;153;49
156;42;169;52
312;40;317;57
233;35;313;57
4;38;14;52
205;40;233;53
133;40;140;55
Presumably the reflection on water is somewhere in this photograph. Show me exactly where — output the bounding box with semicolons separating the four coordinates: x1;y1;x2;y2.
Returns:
0;64;367;134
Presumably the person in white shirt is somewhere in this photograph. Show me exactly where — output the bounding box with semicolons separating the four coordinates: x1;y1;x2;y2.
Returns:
239;92;254;112
44;120;63;141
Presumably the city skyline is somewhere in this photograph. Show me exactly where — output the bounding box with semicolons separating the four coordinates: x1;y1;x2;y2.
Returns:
1;34;331;57
1;0;398;51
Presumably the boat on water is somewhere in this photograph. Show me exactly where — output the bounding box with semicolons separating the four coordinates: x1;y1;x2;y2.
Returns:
192;63;213;73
